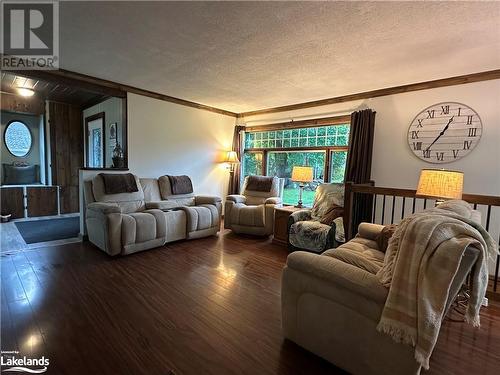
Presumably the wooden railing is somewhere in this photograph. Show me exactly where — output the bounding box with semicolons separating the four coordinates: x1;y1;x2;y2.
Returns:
344;182;500;292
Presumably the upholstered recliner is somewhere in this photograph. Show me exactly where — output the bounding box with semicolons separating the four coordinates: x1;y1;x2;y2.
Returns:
282;222;480;375
288;183;345;253
224;176;284;236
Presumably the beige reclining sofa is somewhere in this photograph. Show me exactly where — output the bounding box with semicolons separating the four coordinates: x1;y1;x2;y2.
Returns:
83;173;221;256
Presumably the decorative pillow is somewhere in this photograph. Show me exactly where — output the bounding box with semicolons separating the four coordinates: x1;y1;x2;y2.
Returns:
319;205;344;226
246;175;274;192
168;175;193;195
99;173;138;194
375;224;398;253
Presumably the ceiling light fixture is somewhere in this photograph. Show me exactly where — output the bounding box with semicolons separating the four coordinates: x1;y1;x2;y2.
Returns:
16;87;35;97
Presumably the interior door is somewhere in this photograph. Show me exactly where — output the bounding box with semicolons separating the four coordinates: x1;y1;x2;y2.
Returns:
86;115;104;168
49;101;84;214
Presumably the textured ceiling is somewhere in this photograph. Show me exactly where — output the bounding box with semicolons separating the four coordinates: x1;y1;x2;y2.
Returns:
60;1;500;113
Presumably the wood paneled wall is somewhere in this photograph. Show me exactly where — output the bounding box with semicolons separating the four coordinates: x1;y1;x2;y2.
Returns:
0;92;44;115
48;102;83;213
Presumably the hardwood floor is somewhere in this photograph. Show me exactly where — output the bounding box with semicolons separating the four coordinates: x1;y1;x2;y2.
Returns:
1;231;499;374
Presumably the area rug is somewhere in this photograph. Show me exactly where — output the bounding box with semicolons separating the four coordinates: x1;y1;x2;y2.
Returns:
15;217;80;244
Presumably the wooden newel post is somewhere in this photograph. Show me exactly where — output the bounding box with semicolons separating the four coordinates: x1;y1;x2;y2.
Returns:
344;181;354;241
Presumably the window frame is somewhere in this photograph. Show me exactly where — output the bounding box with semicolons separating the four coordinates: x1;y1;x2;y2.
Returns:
3;120;33;158
243;120;350;183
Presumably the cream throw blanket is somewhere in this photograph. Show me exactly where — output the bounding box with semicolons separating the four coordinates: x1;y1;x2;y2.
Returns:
376;200;498;370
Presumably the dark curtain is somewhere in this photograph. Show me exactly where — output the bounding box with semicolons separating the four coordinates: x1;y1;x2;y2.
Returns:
228;125;245;195
345;109;376;237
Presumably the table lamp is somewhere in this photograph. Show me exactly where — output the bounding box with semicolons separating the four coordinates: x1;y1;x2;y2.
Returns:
291;166;314;208
416;169;464;204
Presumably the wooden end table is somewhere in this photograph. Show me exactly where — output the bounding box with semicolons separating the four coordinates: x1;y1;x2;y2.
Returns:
273;205;305;246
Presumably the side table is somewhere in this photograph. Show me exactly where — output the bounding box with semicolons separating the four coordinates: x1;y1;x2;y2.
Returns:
273;205;304;246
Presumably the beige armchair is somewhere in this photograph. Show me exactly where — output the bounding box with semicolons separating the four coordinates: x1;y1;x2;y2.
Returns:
281;222;479;375
224;176;284;236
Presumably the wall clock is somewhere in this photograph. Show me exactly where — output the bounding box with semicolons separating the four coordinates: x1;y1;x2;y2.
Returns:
408;102;482;163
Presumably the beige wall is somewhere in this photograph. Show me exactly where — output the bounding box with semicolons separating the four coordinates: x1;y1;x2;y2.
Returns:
242;79;500;196
127;93;236;198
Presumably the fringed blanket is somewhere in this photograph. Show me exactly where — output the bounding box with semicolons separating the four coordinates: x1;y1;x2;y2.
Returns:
376;200;498;370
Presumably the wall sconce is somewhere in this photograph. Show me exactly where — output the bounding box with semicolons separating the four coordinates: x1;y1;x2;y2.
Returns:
222;151;240;173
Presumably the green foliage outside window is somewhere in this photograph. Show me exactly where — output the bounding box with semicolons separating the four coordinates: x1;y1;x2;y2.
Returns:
242;124;350;206
330;151;348;183
242;152;262;178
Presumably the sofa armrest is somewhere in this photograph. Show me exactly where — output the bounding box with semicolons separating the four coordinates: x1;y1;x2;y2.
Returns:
87;202;121;214
265;197;282;205
145;201;172;210
286;251;388;304
289;209;312;224
195;195;222;206
357;222;385;241
226;194;246;204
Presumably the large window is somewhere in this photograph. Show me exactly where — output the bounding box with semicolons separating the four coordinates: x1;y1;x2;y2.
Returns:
242;123;349;206
4;121;32;157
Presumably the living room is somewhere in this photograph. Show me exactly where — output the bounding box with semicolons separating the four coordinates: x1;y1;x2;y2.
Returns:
0;1;499;374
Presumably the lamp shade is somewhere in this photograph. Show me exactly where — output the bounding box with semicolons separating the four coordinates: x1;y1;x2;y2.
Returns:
416;169;464;200
223;151;240;164
291;166;314;183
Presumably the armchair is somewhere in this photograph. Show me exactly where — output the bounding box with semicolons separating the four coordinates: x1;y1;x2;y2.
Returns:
287;183;345;253
282;222;480;375
224;176;284;236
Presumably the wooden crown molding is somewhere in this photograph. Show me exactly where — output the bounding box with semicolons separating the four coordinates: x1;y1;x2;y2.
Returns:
239;69;500;118
8;68;238;118
7;63;499;120
244;114;351;132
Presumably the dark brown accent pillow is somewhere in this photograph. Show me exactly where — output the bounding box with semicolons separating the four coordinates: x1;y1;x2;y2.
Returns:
246;175;274;192
168;175;193;195
376;224;398;253
100;173;138;194
319;205;344;226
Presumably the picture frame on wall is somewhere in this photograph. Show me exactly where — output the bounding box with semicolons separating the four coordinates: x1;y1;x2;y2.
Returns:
110;123;117;140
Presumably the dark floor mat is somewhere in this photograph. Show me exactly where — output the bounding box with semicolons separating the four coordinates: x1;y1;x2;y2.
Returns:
15;217;80;244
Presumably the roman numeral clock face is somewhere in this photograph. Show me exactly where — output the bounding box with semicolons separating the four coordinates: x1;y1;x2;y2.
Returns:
408;102;482;163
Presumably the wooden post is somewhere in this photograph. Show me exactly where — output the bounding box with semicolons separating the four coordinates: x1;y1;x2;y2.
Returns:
344;181;353;241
